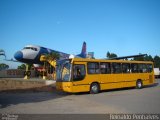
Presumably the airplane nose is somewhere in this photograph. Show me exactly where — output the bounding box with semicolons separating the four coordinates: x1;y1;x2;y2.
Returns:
14;51;23;61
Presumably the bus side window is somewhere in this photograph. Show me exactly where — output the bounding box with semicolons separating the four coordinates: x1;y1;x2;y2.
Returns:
73;64;86;81
87;62;100;74
139;64;147;73
112;63;122;74
147;64;153;73
131;63;139;73
122;63;130;73
100;62;111;74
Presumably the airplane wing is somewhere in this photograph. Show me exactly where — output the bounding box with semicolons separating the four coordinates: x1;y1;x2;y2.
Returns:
4;58;19;62
108;54;147;60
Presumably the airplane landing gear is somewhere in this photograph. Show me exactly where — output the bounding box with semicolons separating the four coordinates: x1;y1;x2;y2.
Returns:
24;64;30;79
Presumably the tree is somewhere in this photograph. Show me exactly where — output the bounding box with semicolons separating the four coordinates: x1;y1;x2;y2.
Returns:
17;64;33;70
154;55;160;68
0;63;9;70
133;53;145;61
133;54;154;61
144;55;153;61
106;51;110;58
42;52;60;79
17;64;26;70
106;51;117;59
45;52;60;60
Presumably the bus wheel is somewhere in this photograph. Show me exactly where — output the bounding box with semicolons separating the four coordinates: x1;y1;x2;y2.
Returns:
90;83;99;94
136;80;143;89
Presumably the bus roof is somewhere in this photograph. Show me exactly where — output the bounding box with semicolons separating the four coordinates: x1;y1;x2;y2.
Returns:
70;58;153;64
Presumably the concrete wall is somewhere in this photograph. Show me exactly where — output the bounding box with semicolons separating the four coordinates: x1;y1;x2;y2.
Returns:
0;78;56;91
0;69;35;78
0;78;46;91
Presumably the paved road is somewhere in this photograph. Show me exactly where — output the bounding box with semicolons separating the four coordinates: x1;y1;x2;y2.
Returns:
0;79;160;114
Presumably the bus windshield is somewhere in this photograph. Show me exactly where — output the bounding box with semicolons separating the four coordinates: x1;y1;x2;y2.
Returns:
56;59;71;82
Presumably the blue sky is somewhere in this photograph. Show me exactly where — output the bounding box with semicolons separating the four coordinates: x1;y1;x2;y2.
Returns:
0;0;160;68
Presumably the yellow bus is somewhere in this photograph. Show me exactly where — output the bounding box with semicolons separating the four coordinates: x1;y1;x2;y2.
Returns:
56;58;155;94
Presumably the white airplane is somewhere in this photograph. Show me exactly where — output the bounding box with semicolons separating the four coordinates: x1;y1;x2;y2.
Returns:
14;42;87;66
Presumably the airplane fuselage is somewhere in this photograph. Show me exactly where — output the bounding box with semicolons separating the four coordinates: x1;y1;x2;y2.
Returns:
14;45;69;64
14;42;86;65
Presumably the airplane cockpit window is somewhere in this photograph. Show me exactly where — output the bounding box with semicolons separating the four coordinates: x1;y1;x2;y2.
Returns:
23;47;37;51
23;47;31;50
31;47;38;51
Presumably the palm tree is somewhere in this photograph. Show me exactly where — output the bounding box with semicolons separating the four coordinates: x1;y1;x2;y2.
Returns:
42;52;60;79
45;52;60;60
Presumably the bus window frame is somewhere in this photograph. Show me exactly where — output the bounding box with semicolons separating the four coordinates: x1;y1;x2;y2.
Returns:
87;62;100;74
112;62;122;74
138;63;148;73
147;64;153;73
131;63;139;73
72;64;86;81
122;63;131;73
100;62;111;74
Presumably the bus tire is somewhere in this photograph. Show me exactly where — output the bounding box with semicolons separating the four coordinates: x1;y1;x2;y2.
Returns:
90;83;100;94
136;80;143;89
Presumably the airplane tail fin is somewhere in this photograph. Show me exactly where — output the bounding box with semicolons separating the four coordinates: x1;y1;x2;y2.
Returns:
76;41;87;58
81;41;86;55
